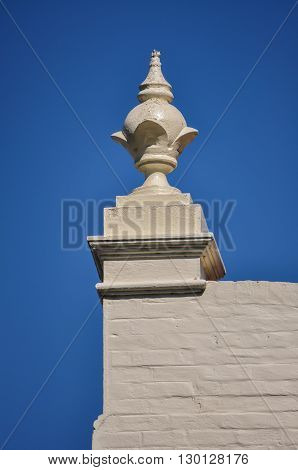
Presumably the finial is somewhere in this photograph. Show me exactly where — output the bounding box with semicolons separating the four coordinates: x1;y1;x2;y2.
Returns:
111;51;198;195
138;50;174;103
151;49;160;59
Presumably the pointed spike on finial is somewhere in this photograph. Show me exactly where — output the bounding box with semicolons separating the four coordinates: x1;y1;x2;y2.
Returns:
138;50;174;103
151;49;160;62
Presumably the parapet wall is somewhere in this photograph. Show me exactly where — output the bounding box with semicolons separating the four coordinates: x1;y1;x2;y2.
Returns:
93;281;298;449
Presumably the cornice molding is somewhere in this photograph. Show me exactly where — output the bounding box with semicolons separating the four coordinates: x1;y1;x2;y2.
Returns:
88;234;225;284
96;279;207;298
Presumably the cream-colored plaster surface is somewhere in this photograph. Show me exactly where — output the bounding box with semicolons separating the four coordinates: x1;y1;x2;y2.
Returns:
104;203;208;238
93;281;298;449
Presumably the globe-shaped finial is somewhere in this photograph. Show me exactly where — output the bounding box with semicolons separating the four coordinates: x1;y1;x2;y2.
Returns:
111;51;198;195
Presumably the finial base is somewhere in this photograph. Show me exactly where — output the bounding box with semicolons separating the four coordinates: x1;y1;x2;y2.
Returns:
132;172;181;196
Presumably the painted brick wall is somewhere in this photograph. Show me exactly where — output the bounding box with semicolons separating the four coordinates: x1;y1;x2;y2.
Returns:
93;281;298;449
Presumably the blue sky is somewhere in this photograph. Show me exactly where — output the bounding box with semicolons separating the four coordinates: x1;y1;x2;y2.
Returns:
0;0;297;449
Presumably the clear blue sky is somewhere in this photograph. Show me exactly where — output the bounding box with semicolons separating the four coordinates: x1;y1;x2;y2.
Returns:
0;0;297;449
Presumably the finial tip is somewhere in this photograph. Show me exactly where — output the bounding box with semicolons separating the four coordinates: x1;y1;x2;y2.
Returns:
138;50;173;103
150;50;161;67
151;50;161;58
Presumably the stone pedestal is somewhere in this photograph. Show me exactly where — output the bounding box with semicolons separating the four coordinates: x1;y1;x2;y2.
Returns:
88;193;225;449
88;50;227;449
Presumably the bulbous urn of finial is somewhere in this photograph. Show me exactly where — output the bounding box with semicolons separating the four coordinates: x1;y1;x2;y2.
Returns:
112;50;198;195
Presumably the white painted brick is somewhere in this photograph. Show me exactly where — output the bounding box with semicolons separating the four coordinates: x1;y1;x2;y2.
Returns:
142;430;188;448
216;347;298;364
111;347;298;368
250;364;298;381
109;333;219;351
93;431;141;449
110;381;194;400
205;281;237;305
220;331;298;349
141;298;202;318
186;429;293;449
106;298;142;319
109;399;152;414
267;282;298;306
104;415;172;432
235;281;271;305
110;330;298;353
109;395;298;415
172;412;298;430
198;396;298;413
109;397;199;415
153;364;298;382
193;379;298;396
211;315;298;333
94;281;298;449
186;429;239;448
108;319;132;335
110;367;153;383
129;318;184;335
111;349;197;367
152;365;247;382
